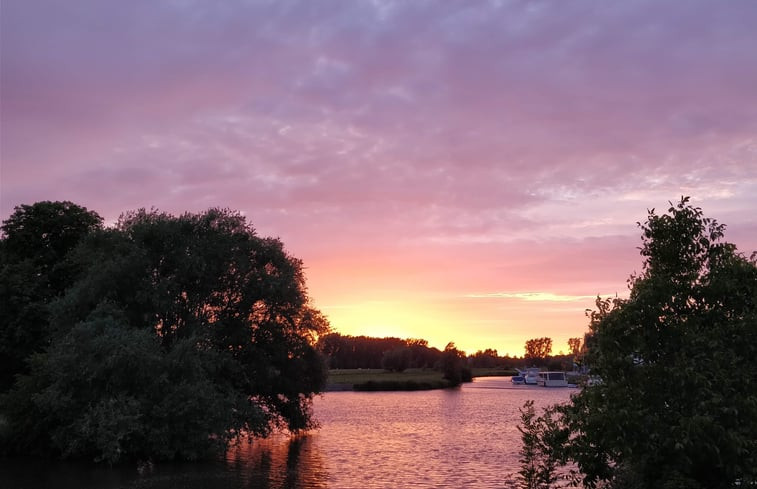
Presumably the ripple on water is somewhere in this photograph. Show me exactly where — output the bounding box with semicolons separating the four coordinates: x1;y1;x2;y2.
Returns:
0;377;574;489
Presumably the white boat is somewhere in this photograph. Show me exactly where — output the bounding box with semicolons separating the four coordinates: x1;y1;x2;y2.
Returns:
516;367;541;385
537;371;569;387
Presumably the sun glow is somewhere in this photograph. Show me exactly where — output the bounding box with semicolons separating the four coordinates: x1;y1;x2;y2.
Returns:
320;300;452;346
315;290;595;358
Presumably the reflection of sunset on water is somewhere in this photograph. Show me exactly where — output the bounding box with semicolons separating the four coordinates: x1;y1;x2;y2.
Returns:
0;380;572;488
305;379;572;488
226;435;329;489
152;380;569;488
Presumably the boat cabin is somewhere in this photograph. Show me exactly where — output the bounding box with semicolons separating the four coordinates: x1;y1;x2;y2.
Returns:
537;371;568;387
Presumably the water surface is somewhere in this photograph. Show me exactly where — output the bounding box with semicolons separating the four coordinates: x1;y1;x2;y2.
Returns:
1;377;574;488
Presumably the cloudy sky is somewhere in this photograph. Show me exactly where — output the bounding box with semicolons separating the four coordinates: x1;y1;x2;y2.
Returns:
2;0;756;355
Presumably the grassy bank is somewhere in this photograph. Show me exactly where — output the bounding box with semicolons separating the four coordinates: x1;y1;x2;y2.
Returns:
326;368;448;391
325;367;519;391
470;367;518;377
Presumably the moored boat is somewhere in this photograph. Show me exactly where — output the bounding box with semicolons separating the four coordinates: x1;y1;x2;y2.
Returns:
516;367;541;385
537;371;569;387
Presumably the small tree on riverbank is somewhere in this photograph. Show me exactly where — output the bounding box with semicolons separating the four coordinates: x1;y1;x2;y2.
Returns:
441;342;472;386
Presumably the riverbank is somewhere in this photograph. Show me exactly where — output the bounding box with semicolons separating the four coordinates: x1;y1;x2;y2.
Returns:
325;367;518;391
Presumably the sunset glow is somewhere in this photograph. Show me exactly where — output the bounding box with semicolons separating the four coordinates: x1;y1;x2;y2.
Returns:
2;1;756;356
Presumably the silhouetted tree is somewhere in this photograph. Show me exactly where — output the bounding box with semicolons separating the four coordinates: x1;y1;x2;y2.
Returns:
1;206;328;463
316;334;441;369
381;346;411;372
524;337;552;364
567;338;581;358
0;201;102;390
407;338;438;368
531;198;757;488
469;348;500;368
317;332;349;368
441;342;471;386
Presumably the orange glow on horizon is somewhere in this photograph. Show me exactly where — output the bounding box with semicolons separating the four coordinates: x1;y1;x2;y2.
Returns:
318;303;592;358
311;283;600;358
300;241;630;357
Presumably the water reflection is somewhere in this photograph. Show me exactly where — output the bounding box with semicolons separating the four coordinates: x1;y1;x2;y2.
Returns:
225;434;328;489
0;435;327;489
310;377;572;488
0;377;573;489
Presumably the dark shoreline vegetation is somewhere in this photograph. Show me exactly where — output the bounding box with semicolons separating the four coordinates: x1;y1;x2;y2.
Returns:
325;367;518;391
516;198;757;489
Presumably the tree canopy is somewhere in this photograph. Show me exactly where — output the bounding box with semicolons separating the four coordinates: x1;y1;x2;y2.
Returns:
316;333;443;369
440;342;472;386
0;201;103;391
1;204;328;463
524;337;553;364
543;198;757;488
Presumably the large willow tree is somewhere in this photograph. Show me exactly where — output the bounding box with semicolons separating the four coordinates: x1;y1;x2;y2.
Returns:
1;205;328;463
549;198;757;488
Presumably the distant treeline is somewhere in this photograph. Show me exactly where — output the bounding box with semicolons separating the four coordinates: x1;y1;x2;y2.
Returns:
316;334;438;369
316;333;577;372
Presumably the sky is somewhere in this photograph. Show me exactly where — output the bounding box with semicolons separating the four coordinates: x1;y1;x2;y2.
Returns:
2;0;756;356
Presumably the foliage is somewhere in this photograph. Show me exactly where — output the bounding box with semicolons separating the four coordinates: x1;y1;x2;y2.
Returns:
326;368;515;391
381;346;412;372
319;333;535;372
0;201;103;275
469;348;500;368
540;198;757;488
1;205;328;463
567;338;581;358
0;201;103;391
319;335;475;385
524;337;553;364
4;306;263;463
517;400;565;489
440;342;472;386
317;333;441;369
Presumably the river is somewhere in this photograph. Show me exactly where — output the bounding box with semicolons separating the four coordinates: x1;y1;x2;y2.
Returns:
1;377;575;488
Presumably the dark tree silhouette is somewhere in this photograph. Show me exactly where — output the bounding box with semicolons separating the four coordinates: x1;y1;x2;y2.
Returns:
530;198;757;488
0;201;102;390
524;337;552;364
1;206;328;463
